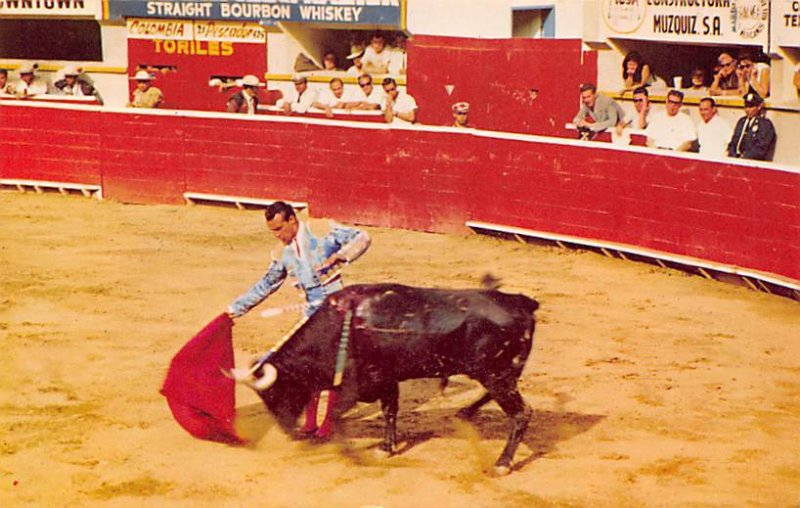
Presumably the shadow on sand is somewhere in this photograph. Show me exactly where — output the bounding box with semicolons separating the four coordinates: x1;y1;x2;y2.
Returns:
233;377;604;471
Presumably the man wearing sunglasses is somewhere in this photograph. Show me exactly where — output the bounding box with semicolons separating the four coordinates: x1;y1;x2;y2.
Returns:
615;86;650;142
382;77;417;124
710;52;741;96
645;89;696;152
348;73;383;110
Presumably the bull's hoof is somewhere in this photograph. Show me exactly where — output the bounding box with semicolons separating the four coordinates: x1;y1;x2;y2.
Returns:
493;464;512;476
298;423;318;435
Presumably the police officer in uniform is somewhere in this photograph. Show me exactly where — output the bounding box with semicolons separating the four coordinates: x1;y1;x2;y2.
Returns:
727;92;776;161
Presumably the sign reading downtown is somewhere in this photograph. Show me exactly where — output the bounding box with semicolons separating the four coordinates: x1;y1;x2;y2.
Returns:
601;0;768;46
106;0;403;26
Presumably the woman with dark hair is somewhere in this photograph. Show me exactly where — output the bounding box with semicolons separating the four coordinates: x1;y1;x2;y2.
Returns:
622;51;654;91
736;50;770;98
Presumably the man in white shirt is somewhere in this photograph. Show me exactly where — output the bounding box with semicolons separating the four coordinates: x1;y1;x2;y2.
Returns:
278;75;317;115
362;33;392;75
696;97;733;158
645;89;696;152
347;73;383;110
13;63;49;96
345;45;364;76
312;78;357;117
382;77;417;124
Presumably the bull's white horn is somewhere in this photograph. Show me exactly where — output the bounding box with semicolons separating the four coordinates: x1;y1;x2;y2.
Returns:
222;363;278;391
251;363;278;390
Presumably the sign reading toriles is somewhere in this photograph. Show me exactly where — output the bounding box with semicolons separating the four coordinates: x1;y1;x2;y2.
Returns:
600;0;768;47
108;0;403;27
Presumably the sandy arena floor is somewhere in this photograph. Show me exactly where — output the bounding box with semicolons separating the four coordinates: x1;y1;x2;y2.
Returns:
1;191;799;507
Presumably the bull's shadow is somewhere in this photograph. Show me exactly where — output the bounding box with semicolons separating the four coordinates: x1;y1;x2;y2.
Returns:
235;377;604;471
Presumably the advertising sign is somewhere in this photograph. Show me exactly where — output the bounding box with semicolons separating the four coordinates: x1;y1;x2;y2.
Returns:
772;0;800;46
0;0;101;17
127;17;266;43
600;0;769;48
108;0;403;27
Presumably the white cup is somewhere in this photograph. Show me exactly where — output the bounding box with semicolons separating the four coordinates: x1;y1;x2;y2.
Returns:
673;76;683;89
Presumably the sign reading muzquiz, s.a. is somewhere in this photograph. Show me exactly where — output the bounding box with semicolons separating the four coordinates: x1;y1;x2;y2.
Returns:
107;0;403;27
599;0;768;49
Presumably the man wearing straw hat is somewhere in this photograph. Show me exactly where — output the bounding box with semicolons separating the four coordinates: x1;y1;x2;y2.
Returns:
13;62;49;96
226;74;263;114
128;69;163;108
54;65;103;105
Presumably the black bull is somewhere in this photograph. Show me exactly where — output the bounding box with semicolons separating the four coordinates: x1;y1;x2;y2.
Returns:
252;283;540;473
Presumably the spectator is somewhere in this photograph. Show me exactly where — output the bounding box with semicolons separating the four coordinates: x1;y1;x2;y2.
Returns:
382;77;417;124
794;64;800;99
687;67;708;93
572;82;624;140
362;33;392;75
321;52;340;72
622;51;654;91
736;50;770;98
127;70;163;108
349;73;383;110
727;92;776;161
226;74;262;114
696;97;733;158
13;63;49;96
451;102;471;128
345;45;365;76
313;78;355;117
0;68;15;94
388;32;407;76
278;74;317;115
53;65;103;104
615;86;650;142
645;89;696;152
710;52;740;96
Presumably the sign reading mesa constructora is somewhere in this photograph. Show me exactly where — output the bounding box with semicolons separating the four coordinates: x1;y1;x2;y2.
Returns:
106;0;403;26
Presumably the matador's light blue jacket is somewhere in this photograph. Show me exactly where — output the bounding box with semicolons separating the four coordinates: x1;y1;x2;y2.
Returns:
228;220;370;318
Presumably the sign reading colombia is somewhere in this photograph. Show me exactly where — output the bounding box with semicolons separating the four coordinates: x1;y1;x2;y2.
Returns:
601;0;768;47
107;0;403;27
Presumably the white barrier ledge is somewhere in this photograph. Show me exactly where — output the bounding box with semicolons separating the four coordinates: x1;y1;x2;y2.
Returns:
183;192;307;211
0;179;102;198
467;220;800;301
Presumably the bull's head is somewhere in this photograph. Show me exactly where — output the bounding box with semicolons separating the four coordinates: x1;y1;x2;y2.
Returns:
227;362;312;432
251;364;313;434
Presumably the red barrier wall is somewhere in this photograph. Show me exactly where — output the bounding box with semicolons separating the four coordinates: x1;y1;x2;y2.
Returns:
408;36;595;136
1;104;798;284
